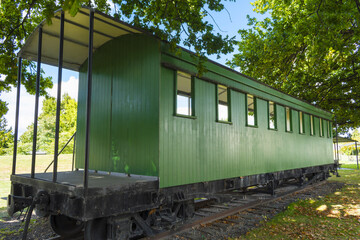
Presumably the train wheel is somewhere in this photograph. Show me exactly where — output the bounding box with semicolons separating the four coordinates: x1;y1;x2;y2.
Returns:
49;214;84;237
85;217;107;240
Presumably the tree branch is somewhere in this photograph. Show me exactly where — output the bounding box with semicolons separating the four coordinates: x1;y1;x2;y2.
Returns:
354;0;360;15
202;7;226;32
4;0;36;44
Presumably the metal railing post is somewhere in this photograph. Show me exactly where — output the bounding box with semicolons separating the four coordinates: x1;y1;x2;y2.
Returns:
31;27;42;178
72;133;76;171
335;121;339;162
84;9;94;192
12;57;22;175
356;142;359;170
53;11;65;182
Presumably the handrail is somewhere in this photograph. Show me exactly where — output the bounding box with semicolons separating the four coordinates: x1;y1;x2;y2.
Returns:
44;132;76;173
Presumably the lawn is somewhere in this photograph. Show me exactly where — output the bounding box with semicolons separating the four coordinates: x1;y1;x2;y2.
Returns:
0;154;73;208
236;169;360;239
341;163;360;170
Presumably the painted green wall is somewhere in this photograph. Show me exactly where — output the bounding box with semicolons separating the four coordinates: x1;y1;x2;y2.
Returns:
161;44;332;120
74;33;333;187
75;34;160;176
159;66;333;188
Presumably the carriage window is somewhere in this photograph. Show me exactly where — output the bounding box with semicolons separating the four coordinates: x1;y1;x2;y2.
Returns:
310;115;315;135
176;71;193;116
217;85;230;122
319;118;324;137
268;101;276;129
299;111;304;134
285;107;292;132
247;94;257;126
328;121;332;138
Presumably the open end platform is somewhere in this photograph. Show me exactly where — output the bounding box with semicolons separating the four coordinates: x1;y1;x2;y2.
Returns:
11;171;159;195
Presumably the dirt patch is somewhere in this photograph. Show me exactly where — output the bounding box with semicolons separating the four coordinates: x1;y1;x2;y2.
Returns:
0;212;56;240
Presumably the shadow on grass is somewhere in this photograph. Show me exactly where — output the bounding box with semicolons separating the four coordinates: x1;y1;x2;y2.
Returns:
236;170;360;240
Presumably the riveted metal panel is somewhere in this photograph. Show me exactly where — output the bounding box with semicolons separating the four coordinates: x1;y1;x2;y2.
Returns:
159;66;333;188
76;34;160;176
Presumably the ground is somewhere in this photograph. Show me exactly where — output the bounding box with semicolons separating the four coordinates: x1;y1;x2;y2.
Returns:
0;154;72;240
0;155;359;239
237;167;360;240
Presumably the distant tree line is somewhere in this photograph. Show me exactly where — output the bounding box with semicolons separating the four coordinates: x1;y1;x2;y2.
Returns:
340;129;360;156
0;94;77;155
0;118;13;155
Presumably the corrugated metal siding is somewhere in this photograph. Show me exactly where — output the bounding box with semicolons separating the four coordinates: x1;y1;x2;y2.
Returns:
75;34;160;176
159;66;333;188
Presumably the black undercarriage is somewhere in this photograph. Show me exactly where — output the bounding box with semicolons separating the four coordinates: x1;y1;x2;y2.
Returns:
8;163;338;239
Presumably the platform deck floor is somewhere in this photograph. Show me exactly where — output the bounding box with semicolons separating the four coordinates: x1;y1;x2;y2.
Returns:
16;170;158;189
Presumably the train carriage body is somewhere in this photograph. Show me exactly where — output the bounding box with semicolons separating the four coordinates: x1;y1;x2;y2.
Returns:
8;7;336;239
75;33;334;188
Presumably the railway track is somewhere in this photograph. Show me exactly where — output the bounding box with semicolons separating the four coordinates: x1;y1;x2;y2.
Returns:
46;180;342;240
147;180;335;240
46;233;83;240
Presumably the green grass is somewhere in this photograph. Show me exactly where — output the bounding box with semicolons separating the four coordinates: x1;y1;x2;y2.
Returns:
341;163;360;170
235;170;360;239
0;154;73;208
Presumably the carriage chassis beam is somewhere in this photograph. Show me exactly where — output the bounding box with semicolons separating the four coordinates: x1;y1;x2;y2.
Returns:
8;163;336;221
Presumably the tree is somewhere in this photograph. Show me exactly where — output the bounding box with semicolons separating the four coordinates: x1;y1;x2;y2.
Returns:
229;0;360;132
18;94;77;154
0;0;235;119
0;0;54;118
340;129;360;155
0;117;13;155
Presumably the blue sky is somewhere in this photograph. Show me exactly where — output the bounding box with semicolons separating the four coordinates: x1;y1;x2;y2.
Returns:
2;1;268;136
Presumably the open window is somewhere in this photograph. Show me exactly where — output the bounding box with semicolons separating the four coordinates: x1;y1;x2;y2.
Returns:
247;94;257;126
217;85;230;122
268;101;276;129
299;111;305;134
176;71;194;117
310;115;315;136
285;107;292;132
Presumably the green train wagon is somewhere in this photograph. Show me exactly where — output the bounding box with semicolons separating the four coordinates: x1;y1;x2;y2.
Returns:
8;7;337;239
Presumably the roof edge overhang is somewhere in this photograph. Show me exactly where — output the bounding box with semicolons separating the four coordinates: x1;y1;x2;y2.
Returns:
18;7;149;71
18;7;334;117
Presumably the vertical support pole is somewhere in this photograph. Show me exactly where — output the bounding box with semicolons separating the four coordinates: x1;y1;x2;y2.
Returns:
12;57;22;175
72;133;76;171
84;9;94;192
335;122;339;162
356;142;359;170
31;27;42;178
53;11;65;182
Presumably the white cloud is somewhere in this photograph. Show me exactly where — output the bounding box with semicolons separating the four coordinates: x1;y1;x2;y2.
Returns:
49;76;79;101
2;76;79;137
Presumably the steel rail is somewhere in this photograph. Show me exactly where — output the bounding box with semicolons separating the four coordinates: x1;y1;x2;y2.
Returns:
45;232;83;240
147;181;327;240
